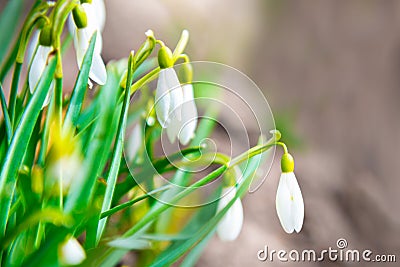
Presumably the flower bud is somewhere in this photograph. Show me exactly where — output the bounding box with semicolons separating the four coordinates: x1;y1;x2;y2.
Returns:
178;62;193;83
36;17;48;29
134;32;155;67
158;46;173;69
281;153;294;173
39;24;52;47
72;5;88;29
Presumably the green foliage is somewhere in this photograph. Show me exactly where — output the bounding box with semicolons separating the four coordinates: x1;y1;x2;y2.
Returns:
0;2;287;266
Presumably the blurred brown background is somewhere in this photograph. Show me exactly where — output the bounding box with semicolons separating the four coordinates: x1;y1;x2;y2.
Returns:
4;0;400;266
102;1;400;266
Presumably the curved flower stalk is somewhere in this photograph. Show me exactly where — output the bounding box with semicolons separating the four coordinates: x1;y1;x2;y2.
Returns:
275;153;304;233
28;31;54;107
58;237;86;265
68;0;107;86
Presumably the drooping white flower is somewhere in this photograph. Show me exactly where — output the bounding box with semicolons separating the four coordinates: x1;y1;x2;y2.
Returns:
68;0;107;86
58;237;86;265
216;186;244;241
275;171;304;233
155;67;183;131
126;123;143;163
28;31;54;107
177;84;198;145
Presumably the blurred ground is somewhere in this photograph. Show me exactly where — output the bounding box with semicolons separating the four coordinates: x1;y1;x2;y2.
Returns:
102;1;400;266
3;0;400;266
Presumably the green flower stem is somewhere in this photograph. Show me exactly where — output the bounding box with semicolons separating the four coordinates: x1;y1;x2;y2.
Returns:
96;52;135;245
129;67;160;96
124;164;228;237
177;54;190;63
0;83;12;145
100;186;172;219
15;2;50;64
228;130;282;167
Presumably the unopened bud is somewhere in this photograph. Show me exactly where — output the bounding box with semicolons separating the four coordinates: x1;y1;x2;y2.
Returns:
158;46;173;69
72;5;87;29
39;24;52;46
281;153;295;173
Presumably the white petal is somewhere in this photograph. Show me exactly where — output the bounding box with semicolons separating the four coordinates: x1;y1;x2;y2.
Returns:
178;84;198;145
216;187;244;241
42;81;54;108
287;172;304;233
89;50;107;85
67;14;76;36
83;0;106;32
74;28;107;85
165;68;183;121
74;28;90;69
155;69;171;128
276;173;295;233
26;30;39;66
126;124;142;162
58;237;86;265
166;115;181;143
29;45;52;94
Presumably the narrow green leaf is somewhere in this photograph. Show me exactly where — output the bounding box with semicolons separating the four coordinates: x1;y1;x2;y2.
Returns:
64;33;97;128
100;186;171;219
0;83;12;144
96;53;135;245
149;156;262;266
0;57;56;238
0;0;24;62
107;238;151;250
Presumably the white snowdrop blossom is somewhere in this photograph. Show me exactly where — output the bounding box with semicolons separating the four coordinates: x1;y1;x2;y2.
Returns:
68;0;107;86
155;68;198;144
28;32;54;107
58;237;86;265
177;84;198;145
216;186;244;241
275;171;304;233
126;123;143;163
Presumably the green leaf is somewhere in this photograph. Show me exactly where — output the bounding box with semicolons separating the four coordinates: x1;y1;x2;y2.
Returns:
148;155;262;267
95;53;135;246
0;0;23;64
0;57;56;238
0;83;12;144
107;238;151;250
64;33;97;129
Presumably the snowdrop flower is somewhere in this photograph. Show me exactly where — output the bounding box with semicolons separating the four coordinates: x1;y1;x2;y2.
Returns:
58;237;86;265
177;84;198;145
68;0;107;86
165;83;198;145
216;186;244;241
126;123;143;163
155;48;198;144
275;153;304;233
155;67;183;130
28;30;54;107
